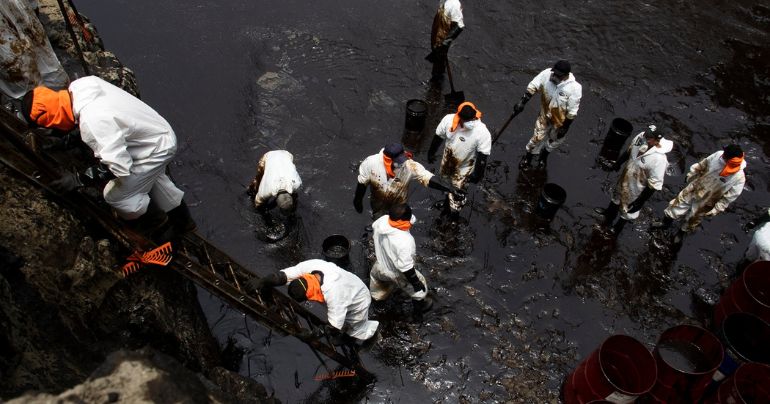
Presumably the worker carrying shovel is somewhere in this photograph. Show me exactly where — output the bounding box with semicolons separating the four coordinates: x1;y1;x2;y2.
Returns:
514;60;583;170
427;0;464;83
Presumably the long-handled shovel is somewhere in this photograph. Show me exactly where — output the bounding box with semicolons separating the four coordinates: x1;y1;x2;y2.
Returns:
444;55;465;109
491;108;523;145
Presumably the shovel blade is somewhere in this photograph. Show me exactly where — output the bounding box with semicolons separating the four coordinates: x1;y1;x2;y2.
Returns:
444;91;465;111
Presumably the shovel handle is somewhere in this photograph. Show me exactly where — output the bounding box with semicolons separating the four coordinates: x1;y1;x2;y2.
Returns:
445;54;456;94
492;110;521;145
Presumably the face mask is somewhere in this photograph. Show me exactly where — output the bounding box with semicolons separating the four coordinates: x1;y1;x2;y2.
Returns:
463;120;478;130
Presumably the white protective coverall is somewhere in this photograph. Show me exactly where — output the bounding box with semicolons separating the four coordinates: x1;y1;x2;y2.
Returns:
252;150;302;208
612;133;673;220
745;208;770;262
0;0;68;99
71;76;184;219
524;68;582;154
358;149;434;217
370;214;428;301
431;0;465;47
664;151;746;232
435;113;492;211
281;259;379;340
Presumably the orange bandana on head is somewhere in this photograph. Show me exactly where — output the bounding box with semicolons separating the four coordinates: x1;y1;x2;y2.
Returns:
383;154;395;178
388;218;412;231
29;86;76;131
300;273;325;303
451;101;482;132
720;154;744;177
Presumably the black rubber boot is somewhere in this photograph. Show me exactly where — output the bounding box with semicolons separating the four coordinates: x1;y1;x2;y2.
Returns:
609;218;628;235
167;200;197;236
123;203;169;239
651;215;674;229
413;296;434;314
535;150;550;169
594;202;620;225
518;152;535;169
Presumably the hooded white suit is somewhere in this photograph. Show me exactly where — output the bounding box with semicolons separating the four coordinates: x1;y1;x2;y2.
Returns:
281;259;379;340
252;150;302;209
524;68;582;154
746;208;770;262
70;76;184;219
612;133;673;220
370;215;427;301
664;151;746;232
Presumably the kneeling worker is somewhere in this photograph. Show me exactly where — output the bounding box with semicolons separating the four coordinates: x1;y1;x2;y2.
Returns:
371;204;432;313
248;259;379;341
22;76;195;237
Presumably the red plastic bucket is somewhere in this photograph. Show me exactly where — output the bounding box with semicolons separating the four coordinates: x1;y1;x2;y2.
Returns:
563;335;657;404
713;261;770;328
644;325;723;403
713;312;770;383
705;362;770;403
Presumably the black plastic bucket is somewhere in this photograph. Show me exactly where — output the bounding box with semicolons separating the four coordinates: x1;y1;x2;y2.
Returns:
535;183;567;220
322;234;351;266
405;99;428;132
598;118;633;168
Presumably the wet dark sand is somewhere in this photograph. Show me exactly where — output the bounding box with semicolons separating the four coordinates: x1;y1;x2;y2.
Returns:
76;0;770;401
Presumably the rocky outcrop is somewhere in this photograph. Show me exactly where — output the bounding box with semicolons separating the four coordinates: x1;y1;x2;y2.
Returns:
0;1;275;402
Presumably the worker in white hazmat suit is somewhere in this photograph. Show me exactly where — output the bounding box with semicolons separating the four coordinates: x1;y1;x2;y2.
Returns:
370;204;433;313
652;144;746;244
744;208;770;262
247;150;302;216
354;142;463;219
594;125;673;235
427;101;491;218
247;259;379;341
427;0;464;83
22;76;195;237
514;60;582;170
0;0;68;100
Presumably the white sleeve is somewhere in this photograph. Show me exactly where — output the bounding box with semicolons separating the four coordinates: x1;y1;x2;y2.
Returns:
394;240;416;273
476;126;492;155
280;263;311;284
357;156;373;185
325;301;347;330
566;83;582;119
526;69;550;95
445;0;464;27
408;160;434;186
714;173;746;213
646;157;667;191
80;117;133;177
435;114;453;139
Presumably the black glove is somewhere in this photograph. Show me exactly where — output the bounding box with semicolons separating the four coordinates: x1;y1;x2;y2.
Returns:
403;268;426;293
627;186;655;214
556;118;573;139
82;164;115;185
441;22;463;47
49;170;84;193
427;135;444;164
513;92;532;114
745;209;770;231
43;129;81;151
612;151;630;172
353;183;367;214
246;272;287;292
469;152;488;184
428;176;465;199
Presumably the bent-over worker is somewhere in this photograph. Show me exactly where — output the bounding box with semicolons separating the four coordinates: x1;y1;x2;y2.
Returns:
247;150;302;217
22;76;195;236
248;259;379;341
744;208;770;262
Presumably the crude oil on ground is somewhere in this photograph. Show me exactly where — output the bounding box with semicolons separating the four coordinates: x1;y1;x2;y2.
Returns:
76;0;770;402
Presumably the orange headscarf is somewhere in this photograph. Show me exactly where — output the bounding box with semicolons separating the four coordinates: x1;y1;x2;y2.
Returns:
29;86;76;131
383;154;395;178
388;218;412;231
451;101;482;132
300;273;325;303
720;154;744;177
